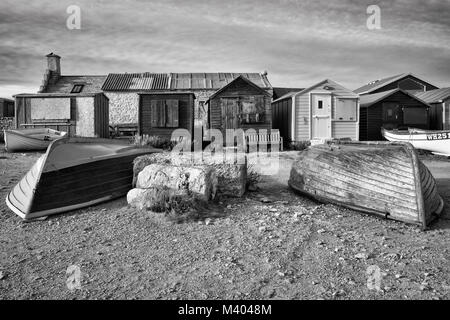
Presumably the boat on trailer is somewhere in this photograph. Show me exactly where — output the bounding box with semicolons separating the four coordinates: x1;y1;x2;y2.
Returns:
4;128;67;152
289;140;443;229
6;138;159;220
382;127;450;156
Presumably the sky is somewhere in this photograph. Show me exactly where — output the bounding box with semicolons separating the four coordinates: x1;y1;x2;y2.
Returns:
0;0;449;98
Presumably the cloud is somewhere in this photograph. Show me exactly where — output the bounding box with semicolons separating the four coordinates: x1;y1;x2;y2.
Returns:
0;0;449;98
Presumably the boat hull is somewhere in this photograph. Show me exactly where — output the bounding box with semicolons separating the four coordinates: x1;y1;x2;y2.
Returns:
4;128;67;152
382;128;450;156
6;138;159;219
289;141;443;229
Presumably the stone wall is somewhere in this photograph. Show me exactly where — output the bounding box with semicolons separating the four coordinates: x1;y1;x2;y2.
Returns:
75;97;95;137
104;92;139;125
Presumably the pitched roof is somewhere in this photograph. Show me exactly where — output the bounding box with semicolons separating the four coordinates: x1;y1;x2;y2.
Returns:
359;88;430;108
414;88;450;104
272;87;304;100
206;75;271;102
354;73;438;95
101;73;272;91
42;75;107;94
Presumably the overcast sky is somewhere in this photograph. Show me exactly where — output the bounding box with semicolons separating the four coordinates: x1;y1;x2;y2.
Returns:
0;0;449;98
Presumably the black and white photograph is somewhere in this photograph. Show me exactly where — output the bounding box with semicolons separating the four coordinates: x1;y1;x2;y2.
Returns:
0;0;449;305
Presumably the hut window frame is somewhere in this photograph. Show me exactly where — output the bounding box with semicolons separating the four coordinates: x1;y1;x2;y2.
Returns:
333;98;358;122
71;84;85;93
150;99;179;128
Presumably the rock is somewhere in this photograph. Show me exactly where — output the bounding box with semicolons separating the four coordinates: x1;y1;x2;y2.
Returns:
355;253;369;260
204;218;212;226
127;187;202;212
133;153;246;197
136;163;217;201
317;229;326;234
260;197;272;203
0;271;5;280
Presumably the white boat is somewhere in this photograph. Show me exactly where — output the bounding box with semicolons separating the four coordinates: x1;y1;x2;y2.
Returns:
4;128;67;152
382;128;450;156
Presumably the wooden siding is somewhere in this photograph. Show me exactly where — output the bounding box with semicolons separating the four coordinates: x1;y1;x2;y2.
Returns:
208;77;272;137
370;75;438;94
139;93;194;138
295;94;310;140
94;93;110;138
271;98;292;141
332;122;357;139
360;91;430;141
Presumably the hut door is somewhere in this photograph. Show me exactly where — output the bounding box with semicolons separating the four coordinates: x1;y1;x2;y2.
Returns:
311;94;331;139
382;103;400;129
221;98;241;131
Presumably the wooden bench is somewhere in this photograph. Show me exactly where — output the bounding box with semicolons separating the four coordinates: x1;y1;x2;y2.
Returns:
245;130;283;152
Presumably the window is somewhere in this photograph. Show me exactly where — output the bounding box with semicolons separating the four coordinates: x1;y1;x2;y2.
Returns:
318;100;323;109
239;96;265;124
383;103;399;122
150;99;179;128
403;107;428;125
333;98;357;121
71;84;84;93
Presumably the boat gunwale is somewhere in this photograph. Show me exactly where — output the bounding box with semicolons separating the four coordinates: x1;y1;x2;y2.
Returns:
6;137;160;218
5;128;67;142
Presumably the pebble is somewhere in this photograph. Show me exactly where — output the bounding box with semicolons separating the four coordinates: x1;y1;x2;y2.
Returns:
0;271;5;280
205;218;212;226
354;253;369;260
317;229;326;234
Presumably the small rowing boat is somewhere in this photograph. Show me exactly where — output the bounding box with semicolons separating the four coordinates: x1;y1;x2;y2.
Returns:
289;140;443;229
4;128;67;152
6;138;159;220
382;127;450;156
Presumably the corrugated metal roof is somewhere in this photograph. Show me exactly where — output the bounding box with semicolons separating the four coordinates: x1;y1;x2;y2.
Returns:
102;73;169;91
414;88;450;104
101;72;271;91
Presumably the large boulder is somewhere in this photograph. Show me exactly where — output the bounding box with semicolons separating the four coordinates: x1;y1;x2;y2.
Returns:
132;152;247;197
127;187;196;212
136;163;217;201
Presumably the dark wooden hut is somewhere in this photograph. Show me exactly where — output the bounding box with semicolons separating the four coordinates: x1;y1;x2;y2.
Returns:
206;76;273;137
359;89;431;141
138;92;195;138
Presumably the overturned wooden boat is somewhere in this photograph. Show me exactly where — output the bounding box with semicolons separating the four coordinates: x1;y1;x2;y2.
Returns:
6;138;159;220
4;128;67;152
382;127;450;156
289;141;443;229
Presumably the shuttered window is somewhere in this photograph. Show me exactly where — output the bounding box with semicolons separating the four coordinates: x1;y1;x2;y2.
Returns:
150;99;179;128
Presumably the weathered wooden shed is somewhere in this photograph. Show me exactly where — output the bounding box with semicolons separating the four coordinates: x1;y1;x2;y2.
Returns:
14;93;109;138
414;88;450;130
272;79;360;142
359;89;431;141
138;93;195;138
0;98;14;118
207;76;273;136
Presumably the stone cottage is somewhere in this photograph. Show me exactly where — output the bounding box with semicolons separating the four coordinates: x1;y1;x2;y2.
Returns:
37;54;273;134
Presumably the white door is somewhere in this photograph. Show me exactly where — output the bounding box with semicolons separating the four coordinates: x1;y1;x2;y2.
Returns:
311;94;331;139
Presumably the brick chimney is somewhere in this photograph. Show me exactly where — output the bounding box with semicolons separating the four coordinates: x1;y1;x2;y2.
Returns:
39;53;61;92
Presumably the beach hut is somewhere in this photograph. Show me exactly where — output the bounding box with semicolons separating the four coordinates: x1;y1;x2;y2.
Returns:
271;79;359;142
14;93;109;138
359;89;431;141
414;88;450;130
